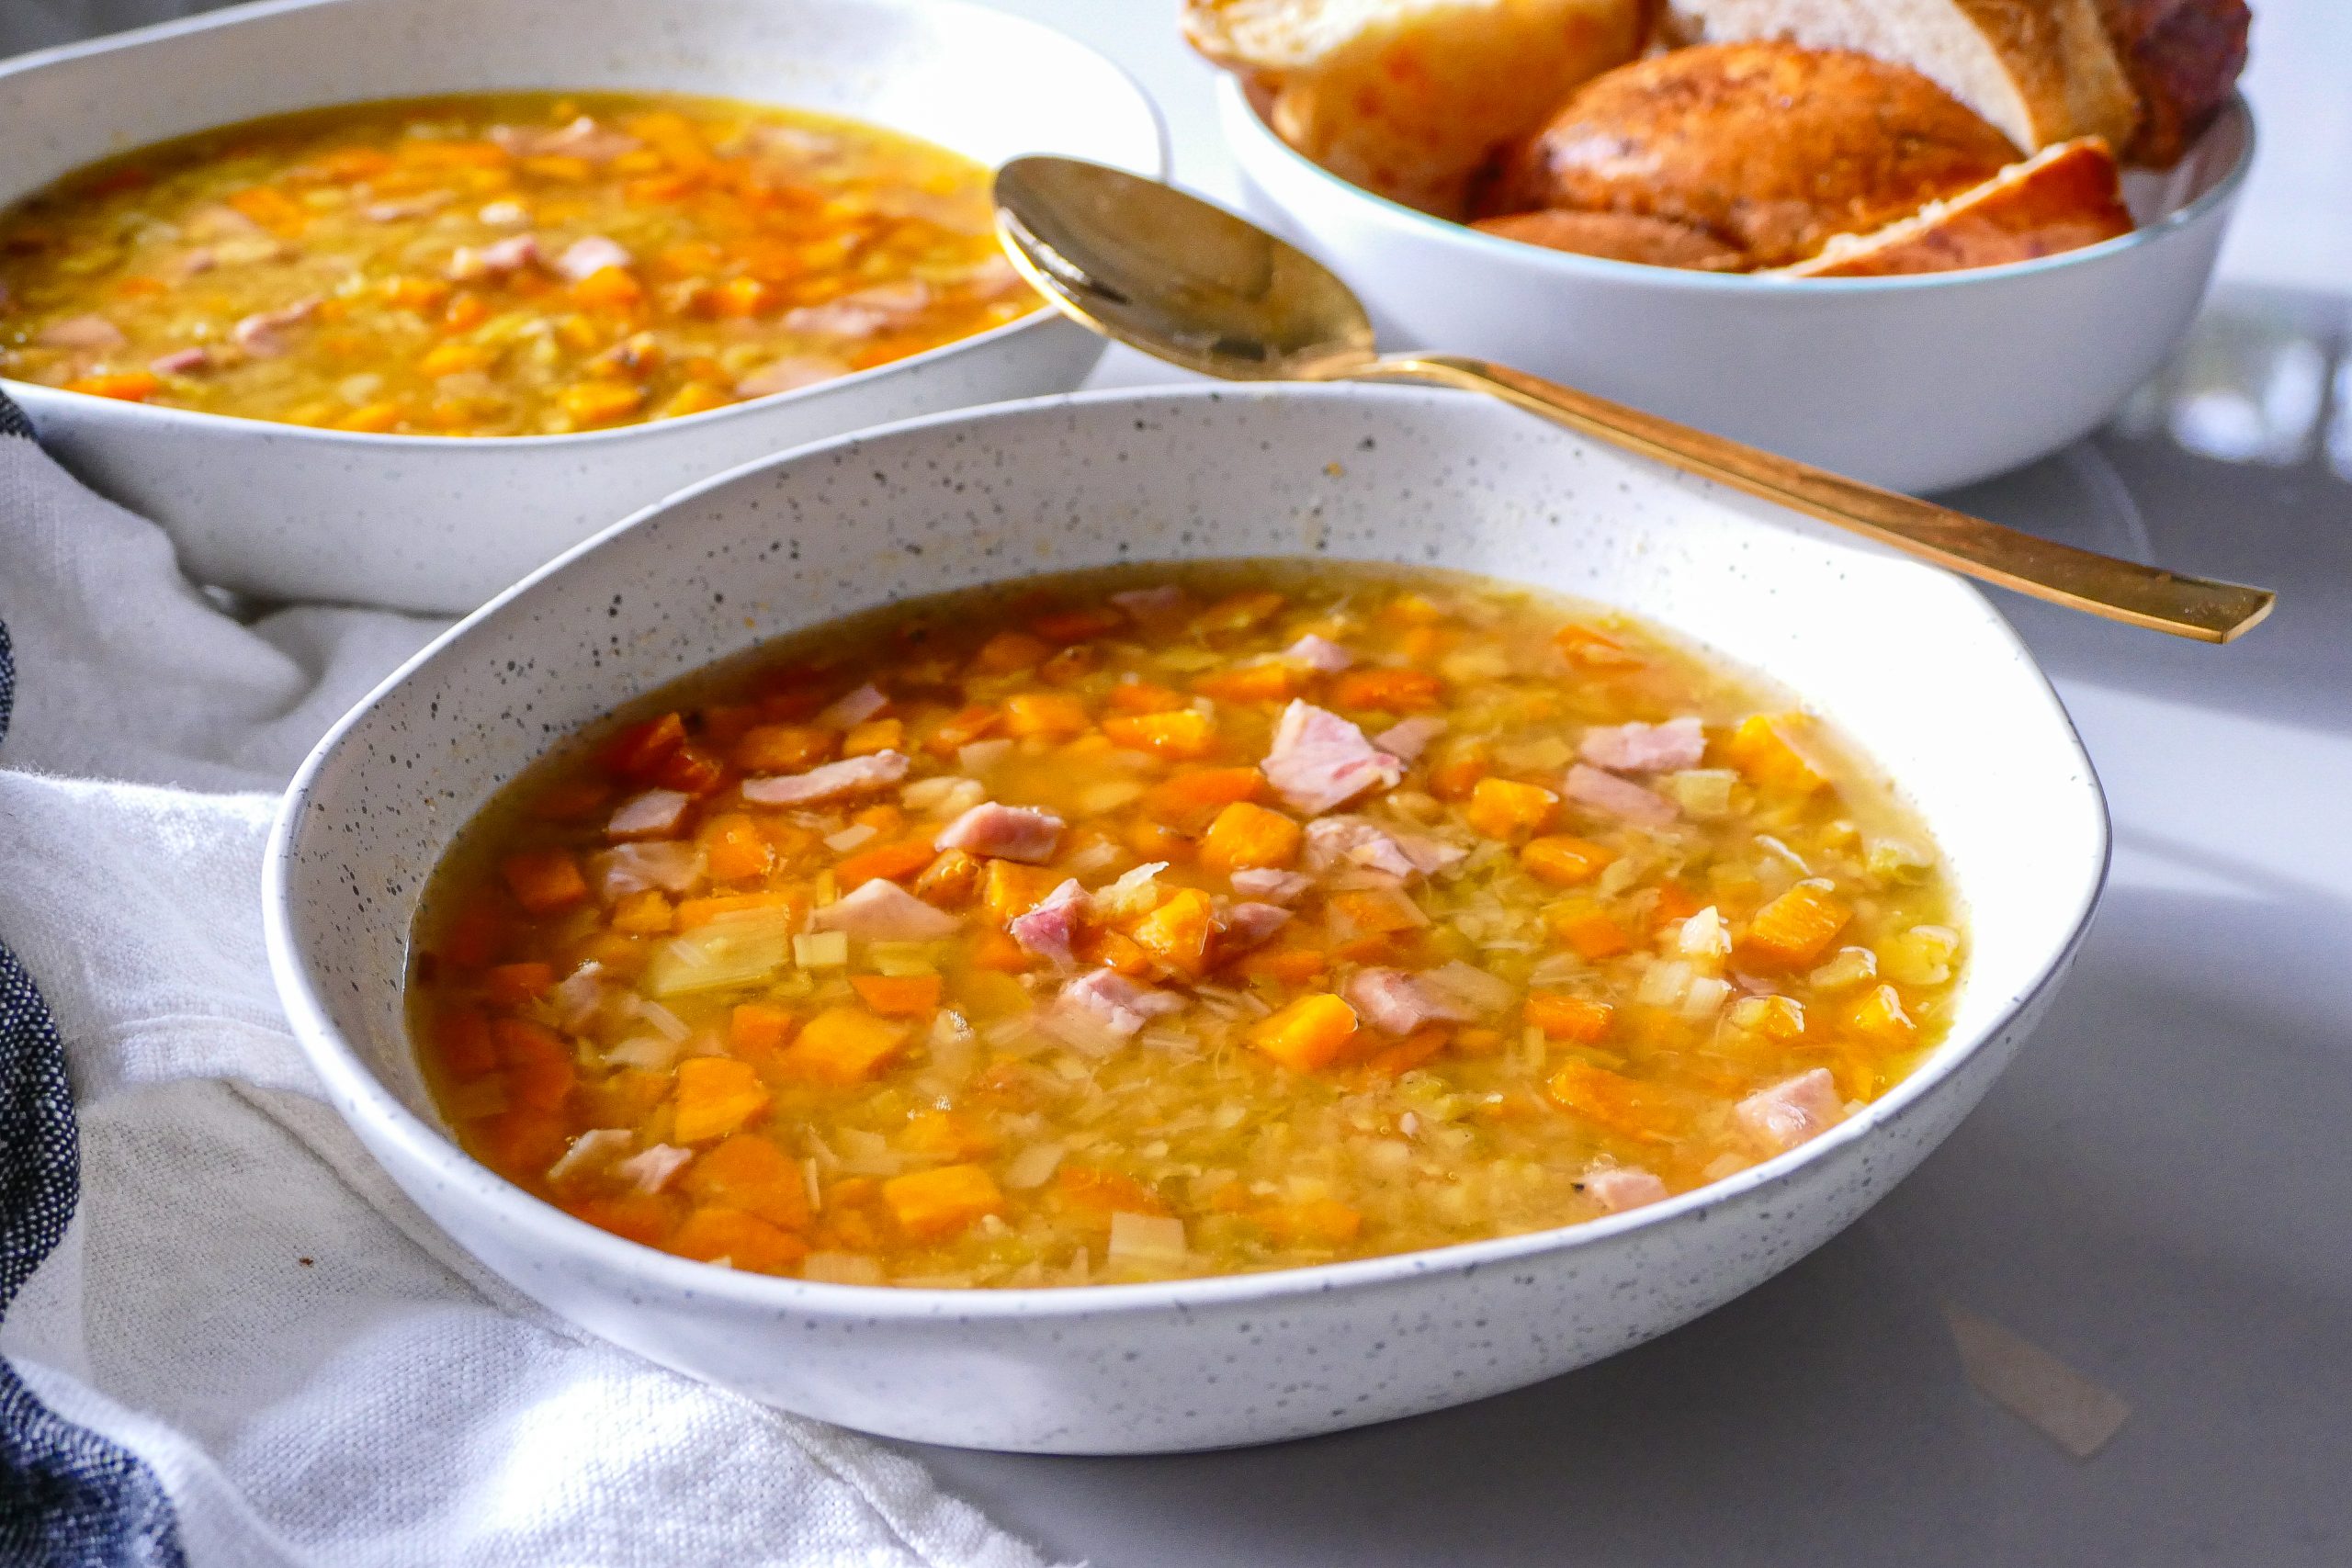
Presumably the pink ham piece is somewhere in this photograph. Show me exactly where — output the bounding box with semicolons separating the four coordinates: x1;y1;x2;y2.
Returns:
1580;716;1706;773
1217;901;1292;953
361;193;450;222
1343;968;1475;1035
38;314;125;349
808;878;960;941
230;296;322;357
1109;584;1186;621
936;801;1063;863
606;789;690;840
816;682;888;728
1057;968;1184;1039
1583;1166;1669;1213
447;233;541;281
741;750;909;807
735;356;844;398
1283;634;1354;671
493;117;642;163
1263;701;1403;815
547;1127;633;1185
555;235;633;281
1304;816;1465;879
1566;763;1678;829
1374;714;1445;761
1734;1068;1846;1154
1009;878;1088;968
616;1144;693;1194
1230;867;1313;905
148;347;209;375
591;841;703;900
783;283;929;339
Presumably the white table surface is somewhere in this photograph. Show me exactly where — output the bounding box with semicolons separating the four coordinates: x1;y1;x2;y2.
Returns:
6;3;2346;1562
893;6;2352;1565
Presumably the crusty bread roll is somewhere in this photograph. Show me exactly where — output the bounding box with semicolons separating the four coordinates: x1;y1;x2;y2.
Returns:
2095;0;2250;165
1471;209;1748;268
1182;0;1652;216
1488;42;2021;267
1664;0;2141;154
1771;136;2133;276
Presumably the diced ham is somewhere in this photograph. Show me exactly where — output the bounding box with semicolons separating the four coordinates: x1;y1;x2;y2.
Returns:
1284;634;1354;671
936;801;1063;863
780;299;894;338
1342;968;1474;1035
361;193;450;222
1565;763;1678;829
1057;967;1184;1039
1217;901;1292;953
816;682;888;728
1010;878;1088;968
547;1128;633;1185
548;963;608;1032
1109;584;1187;620
1580;716;1706;773
39;314;125;349
555;235;633;281
591;840;704;900
1263;701;1403;815
447;232;541;281
616;1144;692;1194
1230;867;1313;904
230;296;322;357
148;347;209;375
184;204;261;241
1304;816;1465;879
1734;1068;1846;1155
808;878;961;941
606;788;691;840
735;356;844;398
492;116;643;163
174;249;218;278
1374;714;1446;761
479;200;528;226
741;750;909;807
1583;1166;1669;1213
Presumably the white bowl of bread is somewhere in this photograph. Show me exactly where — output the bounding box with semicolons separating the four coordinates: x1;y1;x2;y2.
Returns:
1194;0;2254;491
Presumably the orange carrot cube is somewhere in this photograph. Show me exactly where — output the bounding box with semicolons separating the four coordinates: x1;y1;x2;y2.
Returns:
672;1057;772;1144
671;1207;807;1273
732;723;832;773
835;839;935;889
841;717;902;756
1552;903;1632;960
1525;991;1614;1043
501;849;588;914
1332;668;1442;712
1249;994;1360;1072
1722;714;1827;794
483;962;555;1006
728;1002;797;1058
1003;691;1090;739
1193;662;1297;704
882;1163;1004;1241
1465;776;1558;840
700;813;773;882
1102;709;1216;759
1744;883;1851;965
780;1006;909;1085
681;1133;810;1230
849;973;943;1017
1198;801;1303;873
1131;887;1216;976
1849;984;1917;1047
1521;834;1615;886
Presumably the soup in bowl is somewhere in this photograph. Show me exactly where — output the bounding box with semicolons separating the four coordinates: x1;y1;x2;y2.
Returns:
266;384;2106;1451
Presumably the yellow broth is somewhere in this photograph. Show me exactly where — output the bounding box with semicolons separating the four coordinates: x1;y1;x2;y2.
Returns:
408;561;1964;1288
0;91;1031;434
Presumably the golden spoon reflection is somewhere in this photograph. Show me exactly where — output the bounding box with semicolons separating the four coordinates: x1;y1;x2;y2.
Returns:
992;155;2274;645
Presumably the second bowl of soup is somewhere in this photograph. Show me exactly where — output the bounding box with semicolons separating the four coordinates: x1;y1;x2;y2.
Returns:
0;0;1163;611
267;382;2107;1451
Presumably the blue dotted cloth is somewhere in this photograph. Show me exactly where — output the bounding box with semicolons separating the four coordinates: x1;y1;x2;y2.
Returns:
0;392;188;1566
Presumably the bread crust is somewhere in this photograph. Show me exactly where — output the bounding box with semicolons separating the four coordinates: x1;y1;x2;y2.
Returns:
2095;0;2250;165
1773;135;2132;276
1491;42;2021;266
1472;209;1750;268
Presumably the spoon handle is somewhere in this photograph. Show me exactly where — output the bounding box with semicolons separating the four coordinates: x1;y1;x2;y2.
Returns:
1357;352;2274;643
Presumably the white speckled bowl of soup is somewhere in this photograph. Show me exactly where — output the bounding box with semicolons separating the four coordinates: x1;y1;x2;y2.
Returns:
0;0;1162;613
266;383;2108;1453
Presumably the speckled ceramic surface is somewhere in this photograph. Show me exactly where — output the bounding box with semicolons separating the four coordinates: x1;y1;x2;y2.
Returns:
1219;75;2252;494
0;0;1164;613
265;383;2109;1453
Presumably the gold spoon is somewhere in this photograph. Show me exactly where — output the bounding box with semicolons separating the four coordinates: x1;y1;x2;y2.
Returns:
992;155;2274;644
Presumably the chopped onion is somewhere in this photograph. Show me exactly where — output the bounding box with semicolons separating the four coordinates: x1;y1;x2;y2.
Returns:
793;931;849;968
824;822;878;852
1808;945;1879;991
1003;1143;1066;1190
801;1252;885;1286
1106;1211;1187;1269
642;908;793;996
1636;958;1693;1009
547;1127;632;1184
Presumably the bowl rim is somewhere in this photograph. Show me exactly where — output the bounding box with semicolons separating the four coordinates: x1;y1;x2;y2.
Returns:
264;379;2111;1323
1216;72;2255;296
0;0;1168;446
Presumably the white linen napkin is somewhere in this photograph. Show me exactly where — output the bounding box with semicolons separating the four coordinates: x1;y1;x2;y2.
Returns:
0;420;1052;1568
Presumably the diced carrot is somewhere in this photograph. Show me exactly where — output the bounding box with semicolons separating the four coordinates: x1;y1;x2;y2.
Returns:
560;379;644;426
1465;777;1557;840
1192;591;1284;634
912;848;983;909
481;1108;572;1179
1037;646;1097;685
850;973;943;1017
1054;1164;1170;1220
1331;887;1426;935
437;900;512;969
781;1006;910;1085
1081;927;1156;976
899;1110;999;1162
842;717;901;756
1381;592;1447;626
1363;1025;1450;1077
1126;818;1193;863
700;813;773;882
705;276;771;317
967;929;1033;972
672;1057;772;1144
604;713;687;779
660;382;733;419
673;889;802;931
732;722;832;773
729;1002;797;1058
671;1206;807;1272
1130;887;1216;976
568;1190;677;1248
1744;883;1851;965
1107;681;1185;715
1521;835;1614;886
63;372;160;403
980;861;1057;926
648;741;723;796
383;274;450;311
682;1133;810;1230
502;849;589;915
1330;932;1408;965
923;704;1000;755
1237;945;1328;984
227;184;306;231
1554;623;1643;669
1332;669;1442;712
1198;801;1303;873
1428;743;1490;800
435;1006;497;1079
1102;709;1216;759
442;292;490;332
1257;1197;1363;1247
1849;984;1917;1046
1545;1059;1684;1144
1031;605;1124;643
1453;1026;1507;1056
1249;993;1360;1072
1648;883;1702;931
1193;662;1297;704
1141;767;1263;829
882;1163;1004;1241
1002;691;1090;739
308;146;395;182
483;962;555;1006
1552;903;1633;960
492;1018;576;1111
1525;991;1614;1043
836;839;935;889
1747;994;1809;1043
973;631;1049;672
1722;714;1828;794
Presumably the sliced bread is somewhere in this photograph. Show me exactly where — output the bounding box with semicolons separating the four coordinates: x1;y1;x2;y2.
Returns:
1771;136;2133;276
